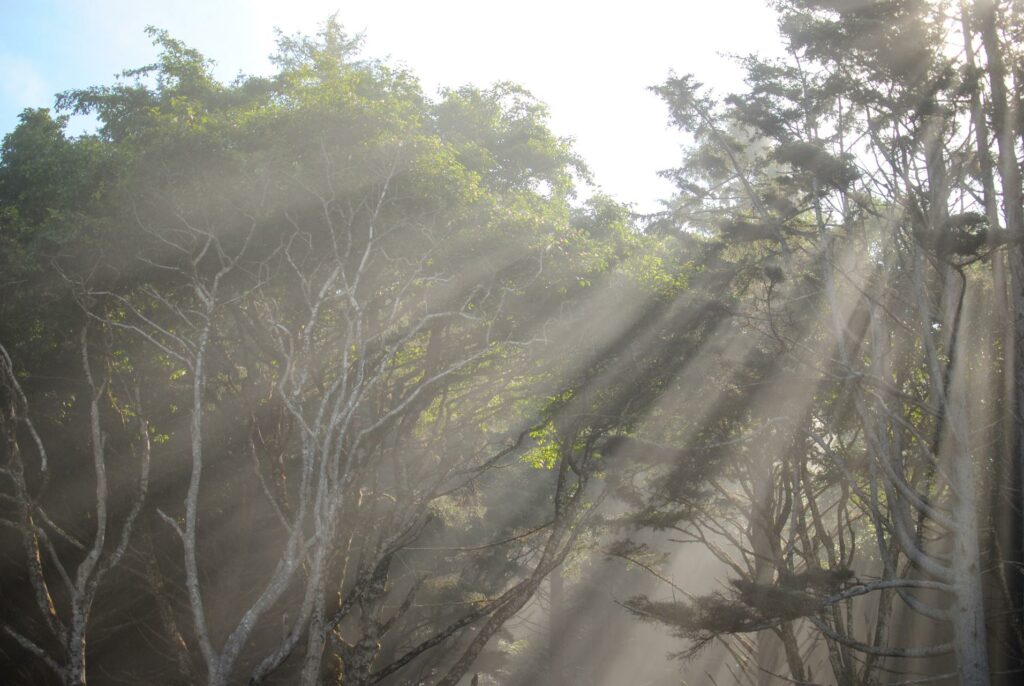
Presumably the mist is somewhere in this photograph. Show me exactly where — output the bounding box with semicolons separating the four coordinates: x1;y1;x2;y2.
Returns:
2;2;1023;685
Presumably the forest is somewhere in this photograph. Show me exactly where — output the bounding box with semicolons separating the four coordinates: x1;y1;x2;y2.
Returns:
1;1;1023;684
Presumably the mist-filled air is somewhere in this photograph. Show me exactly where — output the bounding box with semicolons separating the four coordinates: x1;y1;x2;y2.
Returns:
2;2;1023;684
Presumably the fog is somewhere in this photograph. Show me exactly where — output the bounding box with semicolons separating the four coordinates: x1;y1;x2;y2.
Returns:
1;2;1022;685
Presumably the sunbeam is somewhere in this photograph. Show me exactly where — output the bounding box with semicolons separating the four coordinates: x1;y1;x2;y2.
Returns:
2;2;1023;685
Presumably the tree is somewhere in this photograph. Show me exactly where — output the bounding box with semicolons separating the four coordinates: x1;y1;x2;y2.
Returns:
623;2;1024;683
0;20;640;685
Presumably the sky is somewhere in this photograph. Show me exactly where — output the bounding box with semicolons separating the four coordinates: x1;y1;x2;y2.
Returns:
0;0;783;213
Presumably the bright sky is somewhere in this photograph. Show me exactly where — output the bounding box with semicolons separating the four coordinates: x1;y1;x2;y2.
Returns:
0;0;783;213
